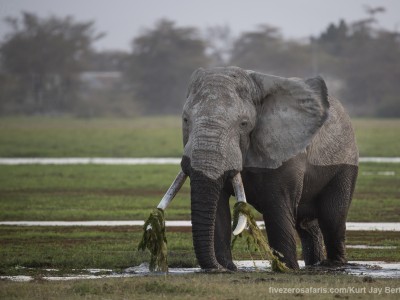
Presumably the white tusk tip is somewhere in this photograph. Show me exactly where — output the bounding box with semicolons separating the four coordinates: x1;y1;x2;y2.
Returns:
232;214;247;236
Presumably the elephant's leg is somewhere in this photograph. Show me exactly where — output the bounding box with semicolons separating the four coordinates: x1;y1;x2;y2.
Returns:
296;218;325;265
317;165;358;264
214;189;236;271
263;211;299;270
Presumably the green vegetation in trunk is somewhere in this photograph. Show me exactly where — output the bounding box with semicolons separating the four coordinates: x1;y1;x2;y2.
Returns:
138;208;168;272
232;202;289;272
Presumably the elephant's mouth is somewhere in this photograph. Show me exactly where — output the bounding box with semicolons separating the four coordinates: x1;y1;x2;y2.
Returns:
157;157;247;270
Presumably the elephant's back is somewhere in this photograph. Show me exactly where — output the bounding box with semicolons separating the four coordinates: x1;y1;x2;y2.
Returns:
306;97;358;167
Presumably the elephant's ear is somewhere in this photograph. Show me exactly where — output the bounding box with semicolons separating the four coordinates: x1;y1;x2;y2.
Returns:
245;72;329;169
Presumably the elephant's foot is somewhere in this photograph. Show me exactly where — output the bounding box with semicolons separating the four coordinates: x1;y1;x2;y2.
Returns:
281;260;299;270
216;258;237;271
317;258;347;268
225;261;238;271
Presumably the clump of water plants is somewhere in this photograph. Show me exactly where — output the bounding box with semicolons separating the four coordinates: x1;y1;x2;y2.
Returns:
231;202;289;272
138;208;168;272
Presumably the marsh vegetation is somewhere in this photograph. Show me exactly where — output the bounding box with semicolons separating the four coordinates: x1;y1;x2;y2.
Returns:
0;116;399;298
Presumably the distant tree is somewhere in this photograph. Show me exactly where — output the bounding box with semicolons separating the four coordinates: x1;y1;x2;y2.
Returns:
126;19;210;114
317;19;348;57
86;50;129;72
315;7;400;117
0;12;102;114
229;25;313;77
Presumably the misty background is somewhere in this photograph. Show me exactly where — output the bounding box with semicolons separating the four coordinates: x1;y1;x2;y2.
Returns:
0;0;399;117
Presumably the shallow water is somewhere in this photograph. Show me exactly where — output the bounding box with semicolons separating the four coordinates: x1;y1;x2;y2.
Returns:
346;223;400;231
1;221;400;231
0;157;182;165
362;171;396;176
2;261;400;282
1;157;399;165
346;245;397;249
52;261;400;279
359;157;400;163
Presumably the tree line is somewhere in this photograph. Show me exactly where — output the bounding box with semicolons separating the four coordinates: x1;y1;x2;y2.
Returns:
1;9;399;117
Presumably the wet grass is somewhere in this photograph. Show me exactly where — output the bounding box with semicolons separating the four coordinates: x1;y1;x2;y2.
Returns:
0;164;190;221
0;163;398;222
0;226;399;277
0;116;399;298
0;227;399;299
1;272;400;300
0;116;399;157
0;116;183;158
348;163;400;222
353;118;400;157
0;226;193;275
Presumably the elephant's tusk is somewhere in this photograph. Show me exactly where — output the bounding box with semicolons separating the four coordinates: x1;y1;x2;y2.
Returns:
157;170;188;210
231;173;248;236
233;214;247;236
146;170;188;231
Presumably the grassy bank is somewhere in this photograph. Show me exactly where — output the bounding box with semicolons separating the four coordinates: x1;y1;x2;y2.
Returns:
353;119;400;157
0;226;399;277
1;272;399;300
0;116;399;298
0;116;399;157
0;163;398;222
0;116;182;158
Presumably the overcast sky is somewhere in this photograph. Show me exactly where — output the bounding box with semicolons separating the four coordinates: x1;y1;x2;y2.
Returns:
1;0;399;51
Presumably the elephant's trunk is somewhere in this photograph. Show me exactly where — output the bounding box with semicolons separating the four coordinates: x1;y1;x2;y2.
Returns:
190;170;224;270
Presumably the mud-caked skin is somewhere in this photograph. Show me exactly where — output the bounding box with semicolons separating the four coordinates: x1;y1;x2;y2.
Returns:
180;66;358;271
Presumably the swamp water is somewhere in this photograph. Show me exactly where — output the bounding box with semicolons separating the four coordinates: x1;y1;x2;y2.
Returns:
2;261;400;282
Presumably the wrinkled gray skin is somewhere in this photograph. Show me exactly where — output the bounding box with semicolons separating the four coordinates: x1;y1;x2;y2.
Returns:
180;66;358;271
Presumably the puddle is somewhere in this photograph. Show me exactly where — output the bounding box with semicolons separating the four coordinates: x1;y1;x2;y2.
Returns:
0;220;189;227
44;273;138;281
346;245;397;250
0;275;33;282
346;223;400;231
0;158;181;165
2;261;400;282
82;268;114;273
1;221;400;231
359;157;400;163
125;263;201;275
0;157;399;165
362;171;396;176
344;262;400;278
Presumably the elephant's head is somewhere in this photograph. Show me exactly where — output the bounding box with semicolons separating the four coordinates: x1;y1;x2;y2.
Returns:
164;66;329;270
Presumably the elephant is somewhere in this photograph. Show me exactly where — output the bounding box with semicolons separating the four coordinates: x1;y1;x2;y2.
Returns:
158;66;358;271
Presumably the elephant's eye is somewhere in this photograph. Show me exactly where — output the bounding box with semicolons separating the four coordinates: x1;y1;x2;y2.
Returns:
240;120;248;127
183;117;188;124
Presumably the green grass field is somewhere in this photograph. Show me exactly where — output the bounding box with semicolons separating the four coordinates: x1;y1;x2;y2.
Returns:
0;116;183;157
1;226;399;274
1;226;400;299
0;116;399;299
0;117;399;157
353;119;400;157
2;272;400;300
0;163;398;221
